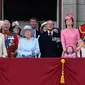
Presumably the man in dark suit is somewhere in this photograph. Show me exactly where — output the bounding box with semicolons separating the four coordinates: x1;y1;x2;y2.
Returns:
29;17;40;38
39;20;62;58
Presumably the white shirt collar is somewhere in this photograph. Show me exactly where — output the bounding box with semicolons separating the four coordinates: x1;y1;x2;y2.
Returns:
48;30;53;36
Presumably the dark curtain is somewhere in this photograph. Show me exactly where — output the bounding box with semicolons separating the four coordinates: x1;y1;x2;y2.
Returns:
4;0;56;21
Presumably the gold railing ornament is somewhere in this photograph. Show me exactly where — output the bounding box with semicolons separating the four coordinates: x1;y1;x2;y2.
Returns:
60;59;65;84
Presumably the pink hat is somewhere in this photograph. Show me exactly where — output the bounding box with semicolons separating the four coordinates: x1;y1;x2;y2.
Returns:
65;13;73;20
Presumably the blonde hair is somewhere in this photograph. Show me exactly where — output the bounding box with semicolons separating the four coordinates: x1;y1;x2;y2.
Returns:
77;39;83;44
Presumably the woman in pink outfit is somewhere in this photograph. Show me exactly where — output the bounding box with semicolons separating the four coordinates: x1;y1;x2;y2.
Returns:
61;13;80;58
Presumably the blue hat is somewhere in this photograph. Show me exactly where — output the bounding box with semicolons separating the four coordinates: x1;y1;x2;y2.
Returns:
20;25;32;36
23;25;32;30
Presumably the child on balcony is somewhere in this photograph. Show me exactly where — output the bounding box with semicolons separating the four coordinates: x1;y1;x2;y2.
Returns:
77;39;85;57
62;46;76;58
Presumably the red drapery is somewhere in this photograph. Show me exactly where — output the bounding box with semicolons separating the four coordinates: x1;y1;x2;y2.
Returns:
0;58;85;85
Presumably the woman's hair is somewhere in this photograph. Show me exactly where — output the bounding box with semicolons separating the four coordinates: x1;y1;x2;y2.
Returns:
66;46;75;54
65;18;74;28
77;39;84;47
77;39;83;43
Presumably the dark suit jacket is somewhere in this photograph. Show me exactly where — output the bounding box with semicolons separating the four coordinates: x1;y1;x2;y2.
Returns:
39;31;62;58
36;30;40;38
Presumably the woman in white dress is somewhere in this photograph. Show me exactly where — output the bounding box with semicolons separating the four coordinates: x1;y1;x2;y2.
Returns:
0;33;7;57
0;21;7;57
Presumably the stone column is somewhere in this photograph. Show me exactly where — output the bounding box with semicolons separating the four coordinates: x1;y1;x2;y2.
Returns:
63;0;77;28
56;0;62;30
0;0;2;19
77;0;85;27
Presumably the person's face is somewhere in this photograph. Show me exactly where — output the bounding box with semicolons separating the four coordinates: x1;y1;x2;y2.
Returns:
66;18;73;26
29;19;37;28
24;30;32;39
47;21;54;31
13;27;19;34
3;21;10;31
67;47;73;53
77;39;84;46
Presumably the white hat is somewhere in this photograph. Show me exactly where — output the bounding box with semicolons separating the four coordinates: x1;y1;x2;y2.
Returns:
12;21;20;27
0;21;4;29
20;25;32;36
40;22;47;29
